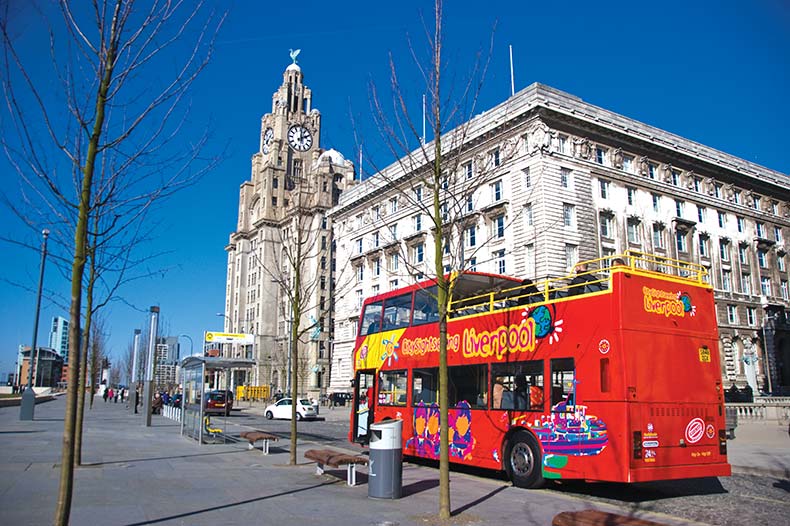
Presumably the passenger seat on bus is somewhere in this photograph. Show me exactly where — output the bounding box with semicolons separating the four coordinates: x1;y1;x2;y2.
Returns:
500;392;514;410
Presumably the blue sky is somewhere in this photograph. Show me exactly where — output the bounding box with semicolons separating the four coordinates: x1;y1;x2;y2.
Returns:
1;0;788;380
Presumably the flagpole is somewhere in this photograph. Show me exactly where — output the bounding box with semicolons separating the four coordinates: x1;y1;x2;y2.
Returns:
509;45;515;96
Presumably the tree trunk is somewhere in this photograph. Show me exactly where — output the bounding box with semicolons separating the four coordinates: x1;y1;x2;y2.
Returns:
289;229;302;466
74;259;95;466
53;7;119;523
431;2;451;518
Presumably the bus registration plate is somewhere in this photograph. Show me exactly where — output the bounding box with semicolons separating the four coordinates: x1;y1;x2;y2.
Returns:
698;347;711;363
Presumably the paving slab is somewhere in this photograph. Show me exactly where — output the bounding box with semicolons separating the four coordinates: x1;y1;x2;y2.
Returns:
0;395;786;525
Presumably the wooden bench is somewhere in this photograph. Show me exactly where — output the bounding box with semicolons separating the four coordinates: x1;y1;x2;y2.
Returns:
304;449;368;486
239;431;278;455
552;510;668;526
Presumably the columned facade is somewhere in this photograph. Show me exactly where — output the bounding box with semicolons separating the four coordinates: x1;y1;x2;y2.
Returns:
328;83;790;396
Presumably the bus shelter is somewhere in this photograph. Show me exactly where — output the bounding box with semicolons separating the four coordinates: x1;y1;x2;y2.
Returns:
180;356;255;444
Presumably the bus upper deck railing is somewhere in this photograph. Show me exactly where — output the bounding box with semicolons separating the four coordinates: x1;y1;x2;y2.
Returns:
449;251;708;317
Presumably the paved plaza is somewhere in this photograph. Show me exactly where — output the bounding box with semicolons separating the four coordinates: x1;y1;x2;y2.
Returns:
0;395;787;525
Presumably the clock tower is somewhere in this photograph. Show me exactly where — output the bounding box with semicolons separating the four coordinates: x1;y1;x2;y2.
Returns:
224;55;355;398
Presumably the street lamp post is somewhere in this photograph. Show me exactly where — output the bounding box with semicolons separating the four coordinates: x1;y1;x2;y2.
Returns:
143;306;160;427
216;313;232;390
20;228;49;421
216;313;232;357
130;329;141;414
179;334;194;356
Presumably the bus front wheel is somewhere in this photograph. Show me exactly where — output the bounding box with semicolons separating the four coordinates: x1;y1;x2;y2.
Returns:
505;431;544;489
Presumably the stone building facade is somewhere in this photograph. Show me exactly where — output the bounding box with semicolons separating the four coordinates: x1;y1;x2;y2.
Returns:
327;82;790;397
224;60;355;398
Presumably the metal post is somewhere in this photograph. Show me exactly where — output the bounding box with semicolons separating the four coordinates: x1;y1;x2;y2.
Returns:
179;334;194;357
130;329;141;413
143;306;160;426
216;313;232;391
20;229;49;421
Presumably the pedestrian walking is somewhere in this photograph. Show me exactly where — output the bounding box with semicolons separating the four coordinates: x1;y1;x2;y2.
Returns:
107;387;114;403
103;387;109;403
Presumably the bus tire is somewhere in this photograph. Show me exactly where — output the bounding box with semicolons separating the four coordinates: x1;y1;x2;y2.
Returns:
504;430;544;489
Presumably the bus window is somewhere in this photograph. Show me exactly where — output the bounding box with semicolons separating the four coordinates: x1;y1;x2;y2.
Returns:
379;370;408;406
412;368;438;405
449;364;487;409
550;358;575;406
360;301;384;335
412;286;439;326
383;293;413;330
491;360;544;410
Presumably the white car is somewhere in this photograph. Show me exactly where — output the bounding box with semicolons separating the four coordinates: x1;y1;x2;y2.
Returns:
264;398;317;420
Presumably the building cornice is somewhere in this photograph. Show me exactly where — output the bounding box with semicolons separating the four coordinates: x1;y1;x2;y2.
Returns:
330;83;788;219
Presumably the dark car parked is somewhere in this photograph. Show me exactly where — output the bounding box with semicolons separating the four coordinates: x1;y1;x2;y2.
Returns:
204;390;233;415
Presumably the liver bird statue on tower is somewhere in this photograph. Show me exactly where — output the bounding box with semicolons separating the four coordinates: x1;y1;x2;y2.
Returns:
289;48;301;64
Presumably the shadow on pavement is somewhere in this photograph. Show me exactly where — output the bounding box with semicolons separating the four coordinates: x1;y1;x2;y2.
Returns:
80;449;245;467
549;476;728;502
123;480;338;526
452;485;508;516
402;478;439;497
0;430;45;434
773;479;790;493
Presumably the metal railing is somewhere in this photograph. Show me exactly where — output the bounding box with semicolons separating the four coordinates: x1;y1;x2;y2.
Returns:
450;251;709;316
162;405;182;422
725;401;790;423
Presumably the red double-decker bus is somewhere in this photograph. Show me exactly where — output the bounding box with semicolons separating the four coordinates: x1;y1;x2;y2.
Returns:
348;251;731;488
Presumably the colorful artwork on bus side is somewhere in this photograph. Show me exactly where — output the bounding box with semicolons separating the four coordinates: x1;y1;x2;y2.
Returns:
405;401;476;460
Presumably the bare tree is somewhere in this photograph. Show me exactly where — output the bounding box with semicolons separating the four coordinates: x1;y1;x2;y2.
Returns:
109;362;121;387
120;338;135;386
87;316;107;410
0;2;225;524
269;194;340;465
361;1;502;519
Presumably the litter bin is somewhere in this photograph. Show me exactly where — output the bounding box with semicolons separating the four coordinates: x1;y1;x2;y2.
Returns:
368;419;403;499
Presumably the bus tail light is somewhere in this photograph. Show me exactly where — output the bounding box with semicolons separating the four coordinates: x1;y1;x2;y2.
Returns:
719;430;727;455
633;431;642;460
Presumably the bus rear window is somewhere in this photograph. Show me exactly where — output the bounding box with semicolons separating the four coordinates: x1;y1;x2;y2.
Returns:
360;301;383;335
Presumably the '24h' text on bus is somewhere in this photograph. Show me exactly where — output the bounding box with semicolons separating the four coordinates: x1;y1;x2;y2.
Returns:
349;251;731;488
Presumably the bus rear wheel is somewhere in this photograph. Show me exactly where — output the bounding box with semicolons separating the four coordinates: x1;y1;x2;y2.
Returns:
505;431;544;489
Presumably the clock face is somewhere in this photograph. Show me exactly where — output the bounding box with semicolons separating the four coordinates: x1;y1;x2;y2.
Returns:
262;127;274;154
287;125;313;152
